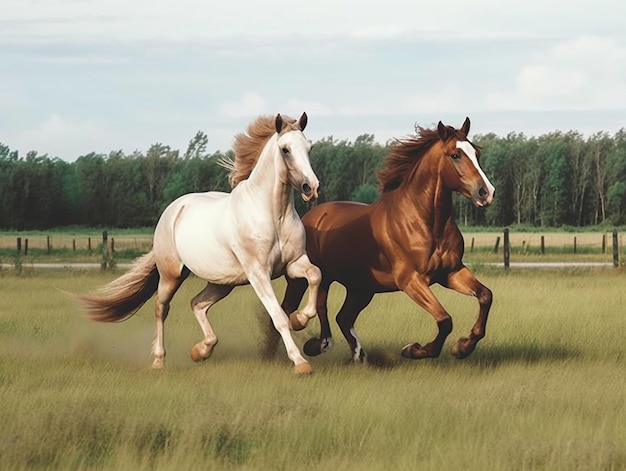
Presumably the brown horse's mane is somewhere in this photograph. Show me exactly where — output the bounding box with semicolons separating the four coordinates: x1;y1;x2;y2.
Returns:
220;114;301;188
377;124;471;193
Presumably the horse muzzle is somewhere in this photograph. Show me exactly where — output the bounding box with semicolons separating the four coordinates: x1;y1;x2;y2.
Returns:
472;185;495;208
300;180;319;202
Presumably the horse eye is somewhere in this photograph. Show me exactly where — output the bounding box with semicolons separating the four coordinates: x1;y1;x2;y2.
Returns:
281;147;290;154
451;153;460;160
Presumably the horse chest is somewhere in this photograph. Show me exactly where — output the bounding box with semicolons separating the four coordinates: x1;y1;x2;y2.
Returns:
425;241;461;274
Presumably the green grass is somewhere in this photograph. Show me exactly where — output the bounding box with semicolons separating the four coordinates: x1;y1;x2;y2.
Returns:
0;269;625;470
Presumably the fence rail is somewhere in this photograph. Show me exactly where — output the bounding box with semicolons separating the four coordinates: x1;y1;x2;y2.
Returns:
0;229;622;271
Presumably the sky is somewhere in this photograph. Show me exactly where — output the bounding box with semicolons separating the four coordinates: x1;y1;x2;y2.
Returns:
1;0;625;161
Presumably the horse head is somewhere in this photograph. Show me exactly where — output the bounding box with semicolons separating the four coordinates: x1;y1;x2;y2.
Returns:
274;112;319;202
437;117;495;208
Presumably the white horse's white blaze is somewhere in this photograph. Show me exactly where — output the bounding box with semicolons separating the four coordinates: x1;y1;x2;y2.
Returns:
456;140;495;205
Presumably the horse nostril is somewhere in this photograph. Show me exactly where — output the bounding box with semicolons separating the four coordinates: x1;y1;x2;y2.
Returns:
479;187;487;198
302;183;312;195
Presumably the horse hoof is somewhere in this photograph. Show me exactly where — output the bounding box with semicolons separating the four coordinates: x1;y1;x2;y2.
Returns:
289;312;307;331
451;337;474;359
303;338;323;356
401;342;425;359
151;358;164;369
294;362;313;375
190;344;206;362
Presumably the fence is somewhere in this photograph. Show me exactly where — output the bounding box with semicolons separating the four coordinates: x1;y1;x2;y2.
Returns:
1;229;622;271
0;231;153;271
465;228;621;268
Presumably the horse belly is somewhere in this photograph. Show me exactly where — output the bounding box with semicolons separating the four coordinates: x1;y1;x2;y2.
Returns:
182;246;248;285
173;203;249;285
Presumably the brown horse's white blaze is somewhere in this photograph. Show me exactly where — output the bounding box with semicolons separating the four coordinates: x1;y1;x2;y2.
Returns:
268;117;496;365
455;140;495;207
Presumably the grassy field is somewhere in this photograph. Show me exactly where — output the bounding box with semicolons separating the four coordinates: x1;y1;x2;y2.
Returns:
1;268;625;470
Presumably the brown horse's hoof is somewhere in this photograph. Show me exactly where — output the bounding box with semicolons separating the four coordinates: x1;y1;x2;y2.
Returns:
303;338;324;356
294;362;313;375
401;342;437;359
451;337;475;359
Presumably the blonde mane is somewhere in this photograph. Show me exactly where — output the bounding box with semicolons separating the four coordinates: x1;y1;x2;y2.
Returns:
220;114;302;188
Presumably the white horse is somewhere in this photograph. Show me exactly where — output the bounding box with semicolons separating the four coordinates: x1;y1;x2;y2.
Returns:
79;113;321;374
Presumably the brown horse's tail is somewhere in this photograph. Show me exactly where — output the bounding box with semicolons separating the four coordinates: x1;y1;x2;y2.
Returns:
79;251;160;322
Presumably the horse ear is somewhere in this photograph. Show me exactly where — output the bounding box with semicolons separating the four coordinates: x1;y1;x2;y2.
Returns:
461;117;471;136
437;121;449;141
275;114;283;134
298;112;308;131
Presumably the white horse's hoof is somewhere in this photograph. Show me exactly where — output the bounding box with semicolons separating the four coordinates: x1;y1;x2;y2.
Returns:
294;362;313;375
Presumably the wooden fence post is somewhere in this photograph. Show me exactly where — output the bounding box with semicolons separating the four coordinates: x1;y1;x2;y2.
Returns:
47;236;51;255
541;235;545;255
16;237;21;253
24;239;28;256
101;231;108;270
470;237;475;253
494;236;500;253
612;228;619;268
503;228;510;269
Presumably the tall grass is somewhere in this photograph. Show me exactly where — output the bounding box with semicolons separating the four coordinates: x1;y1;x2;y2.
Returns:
0;269;625;470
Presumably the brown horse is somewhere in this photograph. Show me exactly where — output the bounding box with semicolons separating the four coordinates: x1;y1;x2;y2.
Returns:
277;117;495;363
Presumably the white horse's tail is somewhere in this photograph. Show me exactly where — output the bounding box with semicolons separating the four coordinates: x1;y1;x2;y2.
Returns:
79;251;159;322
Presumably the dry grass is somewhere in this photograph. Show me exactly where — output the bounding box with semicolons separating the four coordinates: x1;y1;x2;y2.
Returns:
0;269;625;470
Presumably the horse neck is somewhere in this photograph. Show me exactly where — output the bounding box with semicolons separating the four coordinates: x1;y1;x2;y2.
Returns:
395;152;455;236
245;137;294;218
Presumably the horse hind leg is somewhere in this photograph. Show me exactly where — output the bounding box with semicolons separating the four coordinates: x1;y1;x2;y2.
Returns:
190;283;233;362
336;289;374;363
151;267;190;369
303;280;333;357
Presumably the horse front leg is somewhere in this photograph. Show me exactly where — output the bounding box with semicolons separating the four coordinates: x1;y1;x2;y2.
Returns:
285;254;321;331
397;271;453;359
444;266;493;359
248;269;312;375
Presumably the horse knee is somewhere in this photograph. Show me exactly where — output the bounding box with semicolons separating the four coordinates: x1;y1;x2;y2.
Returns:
307;265;322;286
478;286;492;307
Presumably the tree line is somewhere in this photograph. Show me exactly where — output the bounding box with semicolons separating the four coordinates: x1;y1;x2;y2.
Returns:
1;127;625;230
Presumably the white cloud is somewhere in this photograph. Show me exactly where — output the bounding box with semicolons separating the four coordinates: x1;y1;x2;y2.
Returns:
218;92;268;119
485;35;626;111
4;0;622;45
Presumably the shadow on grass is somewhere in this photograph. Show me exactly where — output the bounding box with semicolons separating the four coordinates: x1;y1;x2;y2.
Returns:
467;341;582;368
325;340;583;371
